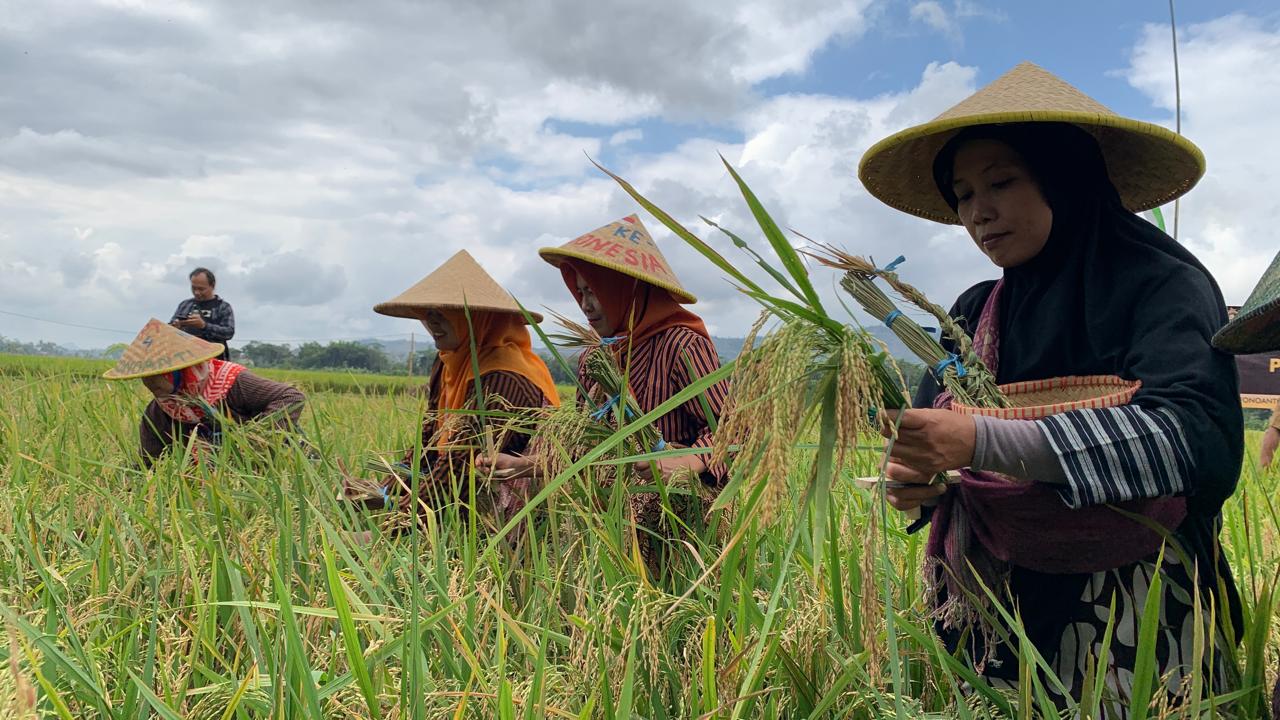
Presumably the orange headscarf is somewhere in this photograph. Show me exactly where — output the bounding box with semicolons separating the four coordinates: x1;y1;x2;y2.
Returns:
433;309;561;413
559;260;709;344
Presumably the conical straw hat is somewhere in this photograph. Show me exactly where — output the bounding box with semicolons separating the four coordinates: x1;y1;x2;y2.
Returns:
1213;249;1280;354
538;214;696;303
859;61;1205;224
373;250;542;323
103;318;225;380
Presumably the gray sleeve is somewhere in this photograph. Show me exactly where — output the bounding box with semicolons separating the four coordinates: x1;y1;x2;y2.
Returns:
970;414;1067;484
203;302;235;342
170;300;191;325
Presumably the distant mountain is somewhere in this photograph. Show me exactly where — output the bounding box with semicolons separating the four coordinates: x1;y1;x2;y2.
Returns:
360;337;420;360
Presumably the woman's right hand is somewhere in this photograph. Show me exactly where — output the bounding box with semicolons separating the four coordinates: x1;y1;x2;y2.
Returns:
884;460;948;512
476;452;539;480
1261;427;1279;469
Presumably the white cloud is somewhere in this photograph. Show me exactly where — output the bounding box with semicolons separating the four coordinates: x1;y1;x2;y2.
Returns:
909;2;951;35
3;3;1275;355
907;1;1005;45
1123;13;1280;303
609;129;644;147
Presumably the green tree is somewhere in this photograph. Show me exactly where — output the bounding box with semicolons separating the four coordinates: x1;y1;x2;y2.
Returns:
241;341;295;368
295;341;390;373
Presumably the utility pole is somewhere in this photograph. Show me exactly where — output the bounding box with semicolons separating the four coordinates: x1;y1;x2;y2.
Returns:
408;332;415;376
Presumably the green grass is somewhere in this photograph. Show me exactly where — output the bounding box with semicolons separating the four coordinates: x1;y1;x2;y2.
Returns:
0;357;1276;717
0;353;575;399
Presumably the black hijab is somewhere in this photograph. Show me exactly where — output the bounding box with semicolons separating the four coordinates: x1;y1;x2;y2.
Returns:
916;122;1243;523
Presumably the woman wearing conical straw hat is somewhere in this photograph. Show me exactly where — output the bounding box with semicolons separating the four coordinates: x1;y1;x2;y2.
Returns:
343;250;560;524
104;318;306;467
1214;250;1280;470
1211;250;1280;717
859;62;1242;709
483;214;731;571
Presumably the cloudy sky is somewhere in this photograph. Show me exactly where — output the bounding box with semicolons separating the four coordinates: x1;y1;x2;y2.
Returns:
2;0;1277;349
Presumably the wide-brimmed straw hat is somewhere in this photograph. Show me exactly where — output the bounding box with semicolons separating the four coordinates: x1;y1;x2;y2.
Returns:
1213;249;1280;354
373;250;542;323
859;61;1205;225
538;214;697;304
103;318;225;380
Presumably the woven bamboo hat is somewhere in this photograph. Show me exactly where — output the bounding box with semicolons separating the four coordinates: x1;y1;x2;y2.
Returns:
103;318;225;380
859;61;1205;225
538;214;697;303
373;250;542;323
1213;249;1280;354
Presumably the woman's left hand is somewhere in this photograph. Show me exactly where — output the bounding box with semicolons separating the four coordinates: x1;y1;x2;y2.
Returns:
634;454;707;482
476;452;539;480
879;408;976;476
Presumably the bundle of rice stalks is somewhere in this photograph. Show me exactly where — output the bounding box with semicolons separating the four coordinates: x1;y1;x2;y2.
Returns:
592;157;912;529
525;401;617;484
712;312;885;518
808;245;1009;410
538;311;663;470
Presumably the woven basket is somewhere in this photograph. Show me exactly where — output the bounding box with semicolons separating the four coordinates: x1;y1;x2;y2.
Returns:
951;375;1141;420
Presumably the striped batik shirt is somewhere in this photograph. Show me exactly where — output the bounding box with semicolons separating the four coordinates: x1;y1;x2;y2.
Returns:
576;326;730;484
1038;405;1194;509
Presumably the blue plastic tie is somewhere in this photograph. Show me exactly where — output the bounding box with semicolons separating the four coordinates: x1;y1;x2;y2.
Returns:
932;353;968;379
653;438;667;452
599;336;623;346
883;310;904;329
875;255;906;274
590;394;620;421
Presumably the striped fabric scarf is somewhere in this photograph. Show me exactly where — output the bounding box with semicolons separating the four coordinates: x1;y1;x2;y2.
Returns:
155;359;246;424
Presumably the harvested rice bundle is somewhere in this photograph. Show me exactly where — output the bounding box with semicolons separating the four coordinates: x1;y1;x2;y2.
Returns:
542;311;663;466
712;311;887;517
594;157;925;522
808;246;1009;410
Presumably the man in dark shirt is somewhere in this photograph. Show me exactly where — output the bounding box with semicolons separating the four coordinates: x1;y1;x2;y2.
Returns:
170;267;235;360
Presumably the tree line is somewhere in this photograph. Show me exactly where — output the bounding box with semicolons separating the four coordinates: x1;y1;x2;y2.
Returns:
239;340;577;383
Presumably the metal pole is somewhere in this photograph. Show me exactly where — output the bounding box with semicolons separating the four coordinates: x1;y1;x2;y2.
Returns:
1169;0;1182;241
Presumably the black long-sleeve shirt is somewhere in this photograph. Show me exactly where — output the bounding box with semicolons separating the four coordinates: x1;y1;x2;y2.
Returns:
171;296;235;359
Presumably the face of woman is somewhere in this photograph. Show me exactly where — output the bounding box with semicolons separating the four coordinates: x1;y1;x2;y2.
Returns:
574;271;616;336
422;309;462;351
140;373;175;399
950;138;1054;269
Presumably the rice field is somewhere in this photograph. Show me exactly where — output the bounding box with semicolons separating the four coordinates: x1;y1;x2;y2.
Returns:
0;357;1278;718
0;354;425;396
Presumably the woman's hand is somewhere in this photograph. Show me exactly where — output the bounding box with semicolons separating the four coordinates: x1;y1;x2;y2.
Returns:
475;452;539;480
879;409;976;476
1261;427;1278;469
634;454;707;482
876;409;975;512
883;460;948;511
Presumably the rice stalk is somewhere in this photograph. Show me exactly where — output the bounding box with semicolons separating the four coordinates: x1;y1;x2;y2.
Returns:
806;245;1009;409
545;312;662;456
713;312;882;521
